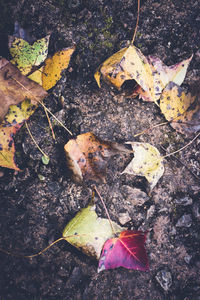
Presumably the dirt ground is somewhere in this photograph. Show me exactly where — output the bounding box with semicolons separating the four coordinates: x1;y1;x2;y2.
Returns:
0;0;200;299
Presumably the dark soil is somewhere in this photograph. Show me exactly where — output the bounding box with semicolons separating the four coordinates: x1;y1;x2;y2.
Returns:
0;0;200;299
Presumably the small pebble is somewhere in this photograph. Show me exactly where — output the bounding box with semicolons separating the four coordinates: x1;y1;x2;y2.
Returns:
118;212;131;225
156;269;172;291
176;214;192;228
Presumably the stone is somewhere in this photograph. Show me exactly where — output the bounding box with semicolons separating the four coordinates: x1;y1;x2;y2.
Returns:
118;212;131;225
176;214;192;228
147;205;155;219
155;269;172;292
121;186;149;206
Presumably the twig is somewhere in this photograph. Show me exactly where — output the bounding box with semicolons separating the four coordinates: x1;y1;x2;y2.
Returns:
11;76;73;136
131;0;140;44
134;121;169;137
94;186;116;235
160;145;200;181
43;107;56;140
162;132;200;159
25;121;49;158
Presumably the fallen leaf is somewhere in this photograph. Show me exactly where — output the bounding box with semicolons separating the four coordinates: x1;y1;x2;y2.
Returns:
98;230;149;272
42;47;75;90
160;82;200;135
64;132;128;183
122;142;164;190
94;45;155;101
0;58;47;122
63;203;124;259
130;55;192;103
8;34;50;75
0;99;36;170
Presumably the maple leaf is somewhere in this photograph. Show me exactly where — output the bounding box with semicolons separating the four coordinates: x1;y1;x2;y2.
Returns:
0;99;36;170
94;45;155;102
0;58;47;122
98;230;149;272
132;55;193;103
160;81;200;135
63;203;124;259
122;142;164;190
8;34;50;75
64;132;128;183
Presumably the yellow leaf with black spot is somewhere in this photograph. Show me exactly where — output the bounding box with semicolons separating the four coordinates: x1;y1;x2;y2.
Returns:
94;45;155;101
42;47;75;90
122;142;164;190
160;82;200;135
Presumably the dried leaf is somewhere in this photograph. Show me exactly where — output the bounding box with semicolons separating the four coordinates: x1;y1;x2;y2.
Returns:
63;203;124;259
95;45;155;101
160;82;200;135
42;47;75;90
8;35;50;75
98;230;149;272
122;142;164;190
0;58;47;122
0;99;36;170
64;132;127;183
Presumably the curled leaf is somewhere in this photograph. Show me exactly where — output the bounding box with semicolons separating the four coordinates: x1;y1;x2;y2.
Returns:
98;230;149;272
95;45;155;101
63;204;124;259
64;132;127;183
122;142;164;190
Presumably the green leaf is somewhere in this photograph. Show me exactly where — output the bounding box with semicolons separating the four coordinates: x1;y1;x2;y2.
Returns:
63;203;124;259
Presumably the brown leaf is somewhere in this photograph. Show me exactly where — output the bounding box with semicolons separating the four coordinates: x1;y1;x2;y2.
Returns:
64;132;128;183
0;58;47;122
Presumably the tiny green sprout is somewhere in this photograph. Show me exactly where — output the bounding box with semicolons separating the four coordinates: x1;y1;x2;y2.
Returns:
42;155;50;165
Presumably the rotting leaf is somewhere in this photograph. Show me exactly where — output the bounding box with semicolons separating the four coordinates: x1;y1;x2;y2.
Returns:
0;58;47;122
98;230;149;272
64;132;128;183
8;34;50;75
122;142;164;190
94;45;155;102
160;81;200;135
63;203;124;259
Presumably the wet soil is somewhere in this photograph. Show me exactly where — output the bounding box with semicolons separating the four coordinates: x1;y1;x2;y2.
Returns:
0;0;200;299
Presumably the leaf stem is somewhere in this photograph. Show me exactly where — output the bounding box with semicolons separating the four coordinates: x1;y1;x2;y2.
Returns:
25;121;49;159
94;186;116;235
161;132;200;159
131;0;140;45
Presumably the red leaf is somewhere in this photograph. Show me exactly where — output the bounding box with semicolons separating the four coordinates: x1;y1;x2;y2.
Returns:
98;230;149;272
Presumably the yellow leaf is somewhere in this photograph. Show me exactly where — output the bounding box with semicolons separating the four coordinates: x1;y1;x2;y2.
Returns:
94;45;155;101
122;142;164;190
28;66;44;86
160;82;200;135
42;47;75;90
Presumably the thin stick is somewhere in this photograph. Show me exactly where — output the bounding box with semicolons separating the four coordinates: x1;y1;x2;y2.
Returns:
43;107;56;140
131;0;140;44
133;121;169;137
11;76;73;136
160;145;200;181
162;132;200;159
94;186;116;235
38;101;73;136
25;121;49;158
